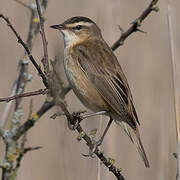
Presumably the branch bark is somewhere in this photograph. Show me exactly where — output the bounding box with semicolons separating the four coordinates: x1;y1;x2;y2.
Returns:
0;89;46;102
0;14;48;88
35;0;50;73
0;0;159;179
111;0;159;51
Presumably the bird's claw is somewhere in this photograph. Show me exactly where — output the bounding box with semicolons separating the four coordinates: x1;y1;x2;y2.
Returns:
68;110;86;130
68;119;79;130
72;110;87;118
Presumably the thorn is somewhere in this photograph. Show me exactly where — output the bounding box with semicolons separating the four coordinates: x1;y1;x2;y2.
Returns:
118;25;124;34
151;5;159;12
136;28;147;34
24;146;43;153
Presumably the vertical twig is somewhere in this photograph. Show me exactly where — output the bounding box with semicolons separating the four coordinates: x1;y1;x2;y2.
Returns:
0;1;49;180
167;5;180;180
35;0;49;73
0;0;159;179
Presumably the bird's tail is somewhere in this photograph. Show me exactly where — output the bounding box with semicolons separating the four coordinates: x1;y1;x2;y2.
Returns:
119;122;150;168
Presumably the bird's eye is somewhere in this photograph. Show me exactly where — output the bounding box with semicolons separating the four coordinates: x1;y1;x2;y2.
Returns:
75;25;82;30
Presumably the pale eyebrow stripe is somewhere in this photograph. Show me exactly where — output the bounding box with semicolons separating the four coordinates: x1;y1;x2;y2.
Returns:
66;22;93;28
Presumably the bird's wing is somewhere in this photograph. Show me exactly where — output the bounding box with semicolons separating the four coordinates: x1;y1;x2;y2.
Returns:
74;40;139;129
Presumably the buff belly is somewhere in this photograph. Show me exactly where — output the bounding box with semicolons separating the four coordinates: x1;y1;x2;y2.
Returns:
64;54;109;113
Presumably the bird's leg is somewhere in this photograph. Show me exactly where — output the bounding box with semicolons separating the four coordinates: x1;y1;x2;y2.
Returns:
69;110;87;130
81;111;107;120
83;117;113;157
70;110;106;130
96;117;113;146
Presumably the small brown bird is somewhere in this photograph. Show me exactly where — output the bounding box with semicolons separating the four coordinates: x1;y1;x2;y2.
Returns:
50;16;149;168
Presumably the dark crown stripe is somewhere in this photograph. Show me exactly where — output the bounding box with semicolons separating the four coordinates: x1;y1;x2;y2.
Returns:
63;16;94;25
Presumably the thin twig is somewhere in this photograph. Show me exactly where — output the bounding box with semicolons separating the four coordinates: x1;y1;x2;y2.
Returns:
35;0;50;73
0;0;159;179
0;2;48;178
0;14;48;88
13;0;32;9
50;81;126;180
111;0;159;51
0;89;46;103
76;124;125;180
11;0;159;179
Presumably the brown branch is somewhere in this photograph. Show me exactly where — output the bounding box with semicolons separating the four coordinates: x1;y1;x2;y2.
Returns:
35;0;50;73
11;1;159;179
13;2;41;110
76;124;125;180
0;89;46;102
0;14;48;88
49;83;126;180
0;0;159;179
13;98;125;180
111;0;159;51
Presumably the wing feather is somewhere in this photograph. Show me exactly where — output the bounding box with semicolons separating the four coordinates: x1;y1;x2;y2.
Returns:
74;40;139;128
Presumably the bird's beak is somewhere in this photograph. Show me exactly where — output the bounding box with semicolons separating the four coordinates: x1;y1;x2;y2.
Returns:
50;24;65;30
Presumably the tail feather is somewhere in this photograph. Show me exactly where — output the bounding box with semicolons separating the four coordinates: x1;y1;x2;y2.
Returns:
119;122;150;168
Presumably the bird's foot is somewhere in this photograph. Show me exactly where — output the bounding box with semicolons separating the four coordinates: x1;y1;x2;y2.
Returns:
68;110;87;130
72;110;87;117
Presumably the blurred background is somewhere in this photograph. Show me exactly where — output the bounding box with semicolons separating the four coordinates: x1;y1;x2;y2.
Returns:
0;0;178;179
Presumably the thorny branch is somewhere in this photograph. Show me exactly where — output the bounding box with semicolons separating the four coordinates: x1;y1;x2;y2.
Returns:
76;124;125;180
0;1;48;180
0;14;48;88
34;1;125;178
0;0;159;180
111;0;159;51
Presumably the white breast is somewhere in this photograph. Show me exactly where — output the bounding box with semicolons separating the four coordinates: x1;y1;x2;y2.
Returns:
61;30;80;48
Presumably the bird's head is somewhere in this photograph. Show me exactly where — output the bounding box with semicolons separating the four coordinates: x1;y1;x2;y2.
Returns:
50;16;102;47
